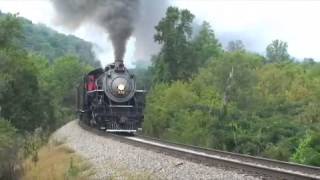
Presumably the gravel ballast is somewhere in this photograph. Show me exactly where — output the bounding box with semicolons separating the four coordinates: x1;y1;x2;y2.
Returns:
51;121;261;180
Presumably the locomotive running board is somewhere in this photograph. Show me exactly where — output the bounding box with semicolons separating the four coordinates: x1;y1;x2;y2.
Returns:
106;129;137;133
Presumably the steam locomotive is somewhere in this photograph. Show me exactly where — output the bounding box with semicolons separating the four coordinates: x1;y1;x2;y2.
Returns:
76;60;145;133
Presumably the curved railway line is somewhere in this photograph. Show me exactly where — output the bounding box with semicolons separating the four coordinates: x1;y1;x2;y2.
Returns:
78;120;320;180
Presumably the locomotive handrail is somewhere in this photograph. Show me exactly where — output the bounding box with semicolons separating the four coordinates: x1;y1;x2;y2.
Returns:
109;105;133;108
87;90;104;93
135;90;147;93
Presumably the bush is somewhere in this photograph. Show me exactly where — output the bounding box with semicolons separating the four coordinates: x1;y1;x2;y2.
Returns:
0;118;22;180
23;127;47;165
143;82;198;138
291;131;320;166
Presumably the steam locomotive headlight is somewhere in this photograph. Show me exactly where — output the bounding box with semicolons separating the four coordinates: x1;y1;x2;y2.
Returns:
117;84;126;95
118;84;125;91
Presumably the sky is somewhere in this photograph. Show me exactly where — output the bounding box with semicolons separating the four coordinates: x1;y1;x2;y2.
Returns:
0;0;319;67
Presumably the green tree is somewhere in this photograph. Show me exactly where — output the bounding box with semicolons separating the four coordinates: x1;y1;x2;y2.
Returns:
153;6;195;82
191;21;222;67
0;50;47;131
198;52;263;113
256;62;314;119
0;14;47;131
227;40;245;52
266;39;290;63
47;56;92;125
0;13;22;49
49;56;92;105
143;82;200;138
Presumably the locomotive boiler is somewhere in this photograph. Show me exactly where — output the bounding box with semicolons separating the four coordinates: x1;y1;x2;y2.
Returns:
76;60;145;133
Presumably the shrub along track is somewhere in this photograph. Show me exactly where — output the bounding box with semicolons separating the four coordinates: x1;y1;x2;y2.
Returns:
79;120;320;180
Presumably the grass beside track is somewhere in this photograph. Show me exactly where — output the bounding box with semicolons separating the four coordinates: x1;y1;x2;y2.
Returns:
23;141;93;180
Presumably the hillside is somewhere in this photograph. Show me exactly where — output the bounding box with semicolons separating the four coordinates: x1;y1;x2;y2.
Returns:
0;11;101;67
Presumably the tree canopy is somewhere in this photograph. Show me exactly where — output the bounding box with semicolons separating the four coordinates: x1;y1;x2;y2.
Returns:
227;40;245;52
0;13;95;178
266;39;290;63
152;7;222;83
143;6;320;167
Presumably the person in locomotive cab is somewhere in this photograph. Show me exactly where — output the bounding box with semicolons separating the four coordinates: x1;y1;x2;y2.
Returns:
87;75;96;91
85;75;97;110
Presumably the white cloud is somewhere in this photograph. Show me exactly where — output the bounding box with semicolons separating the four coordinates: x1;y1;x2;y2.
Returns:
0;0;54;24
174;1;320;60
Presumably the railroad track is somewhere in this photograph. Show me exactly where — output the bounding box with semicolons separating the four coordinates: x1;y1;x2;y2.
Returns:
78;120;320;180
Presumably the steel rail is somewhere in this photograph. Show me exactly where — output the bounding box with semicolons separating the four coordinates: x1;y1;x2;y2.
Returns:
78;120;320;180
136;135;320;178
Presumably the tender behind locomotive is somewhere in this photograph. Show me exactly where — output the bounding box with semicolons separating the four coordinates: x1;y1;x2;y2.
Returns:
77;60;145;133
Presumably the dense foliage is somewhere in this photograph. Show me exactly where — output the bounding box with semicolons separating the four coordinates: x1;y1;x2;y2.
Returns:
0;13;94;179
143;7;320;166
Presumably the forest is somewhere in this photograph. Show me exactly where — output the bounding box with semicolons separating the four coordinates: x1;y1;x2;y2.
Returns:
142;7;320;166
0;13;95;179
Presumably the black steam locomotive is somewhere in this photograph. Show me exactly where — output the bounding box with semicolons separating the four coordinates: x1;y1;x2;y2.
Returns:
76;60;145;133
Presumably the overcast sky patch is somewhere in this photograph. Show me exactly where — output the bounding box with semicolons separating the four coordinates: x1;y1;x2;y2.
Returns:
1;0;319;66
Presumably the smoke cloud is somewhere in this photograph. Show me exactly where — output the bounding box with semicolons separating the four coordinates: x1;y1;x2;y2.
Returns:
52;0;140;61
133;0;169;63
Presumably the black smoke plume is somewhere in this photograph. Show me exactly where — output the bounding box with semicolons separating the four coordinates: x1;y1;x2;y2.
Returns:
52;0;140;62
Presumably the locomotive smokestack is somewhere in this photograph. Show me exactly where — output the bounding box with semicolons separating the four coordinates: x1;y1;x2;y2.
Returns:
115;59;124;71
115;59;123;64
52;0;140;63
